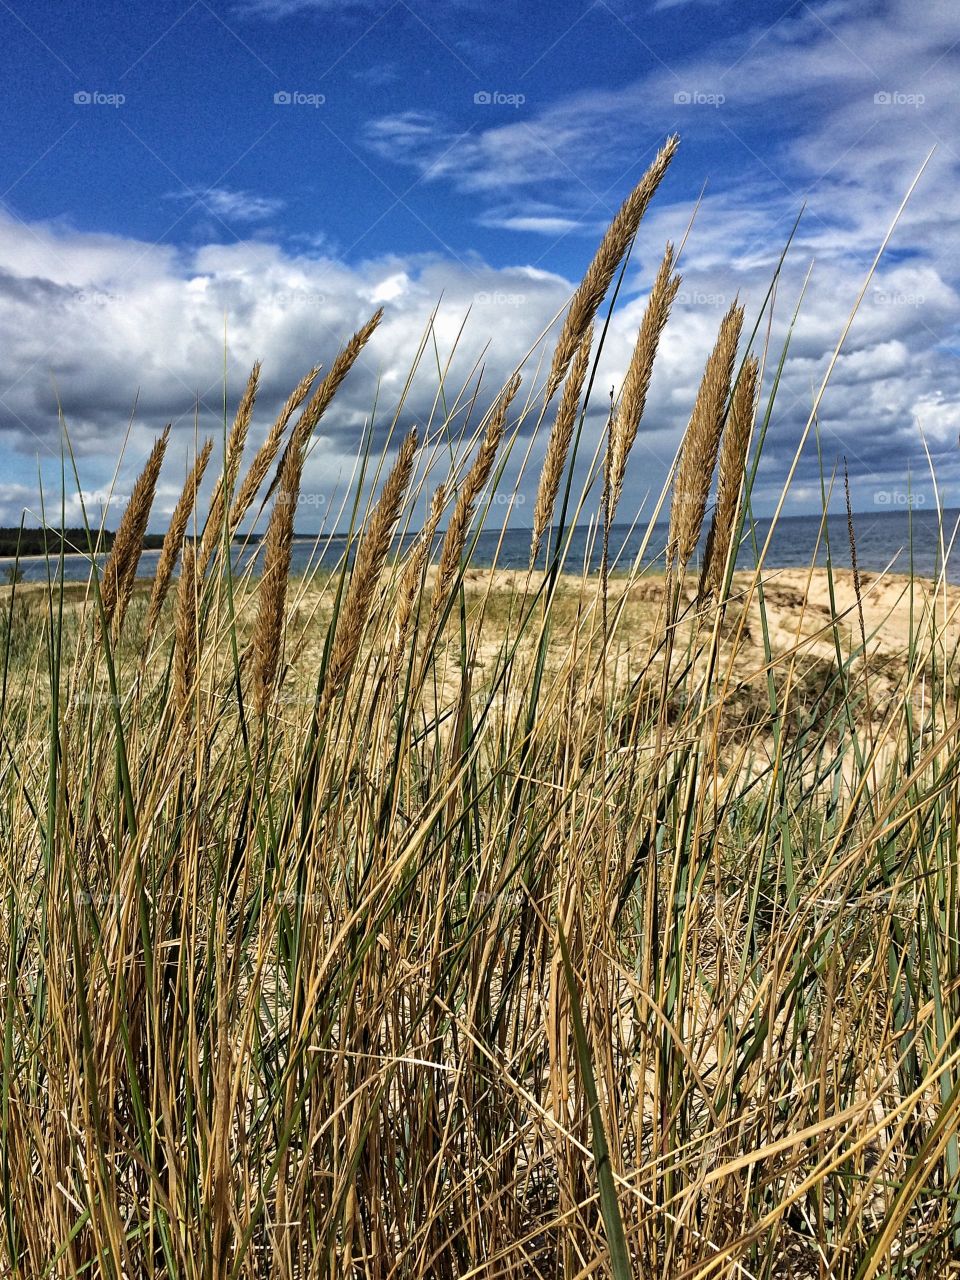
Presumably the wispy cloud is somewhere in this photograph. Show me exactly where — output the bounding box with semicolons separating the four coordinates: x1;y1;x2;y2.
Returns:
166;187;285;224
232;0;371;15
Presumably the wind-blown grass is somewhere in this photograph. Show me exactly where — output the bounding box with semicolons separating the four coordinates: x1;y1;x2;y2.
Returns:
0;137;958;1280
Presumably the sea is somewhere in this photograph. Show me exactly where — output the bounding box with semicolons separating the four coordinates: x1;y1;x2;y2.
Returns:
3;507;960;584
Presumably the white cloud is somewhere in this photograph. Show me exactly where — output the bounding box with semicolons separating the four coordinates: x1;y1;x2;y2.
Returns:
482;215;589;235
166;187;285;225
0;189;956;531
1;0;959;524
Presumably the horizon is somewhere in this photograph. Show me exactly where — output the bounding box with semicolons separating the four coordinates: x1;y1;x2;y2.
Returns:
1;499;956;546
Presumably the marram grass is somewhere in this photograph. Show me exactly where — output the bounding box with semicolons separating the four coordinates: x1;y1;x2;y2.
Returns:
1;137;960;1280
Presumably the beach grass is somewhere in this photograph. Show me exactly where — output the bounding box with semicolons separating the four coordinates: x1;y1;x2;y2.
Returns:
2;138;960;1279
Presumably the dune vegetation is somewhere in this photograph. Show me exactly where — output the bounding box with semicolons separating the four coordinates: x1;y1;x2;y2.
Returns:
2;134;960;1278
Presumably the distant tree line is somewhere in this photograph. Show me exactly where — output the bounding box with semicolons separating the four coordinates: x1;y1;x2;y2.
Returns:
0;527;168;558
0;527;260;558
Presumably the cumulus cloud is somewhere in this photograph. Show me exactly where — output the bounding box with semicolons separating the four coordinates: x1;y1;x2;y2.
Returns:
0;0;957;529
0;188;956;534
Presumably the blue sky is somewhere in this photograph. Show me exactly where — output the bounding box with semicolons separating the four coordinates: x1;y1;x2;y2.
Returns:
0;0;957;527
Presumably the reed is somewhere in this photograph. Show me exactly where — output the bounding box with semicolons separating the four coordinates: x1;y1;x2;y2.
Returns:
173;540;197;721
99;422;170;635
698;353;759;602
266;309;383;503
251;434;303;717
668;301;744;573
324;426;418;701
198;361;260;575
544;134;678;400
230;363;321;531
530;325;592;567
144;437;213;643
428;372;521;639
606;243;681;526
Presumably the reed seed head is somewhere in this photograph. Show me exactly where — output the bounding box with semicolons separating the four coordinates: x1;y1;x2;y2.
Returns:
145;438;213;643
544;135;678;402
326;426;419;699
668;301;744;571
101;424;171;637
606;243;681;527
530;325;593;568
698;353;759;603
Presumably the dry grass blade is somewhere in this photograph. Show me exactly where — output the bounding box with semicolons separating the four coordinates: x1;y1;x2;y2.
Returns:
100;424;171;636
144;438;213;643
325;426;419;700
429;373;521;637
668;302;744;572
698;354;758;603
266;310;383;504
251;440;303;718
530;325;592;568
198;361;261;575
544;135;678;401
393;481;446;678
174;541;197;722
230;364;321;531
